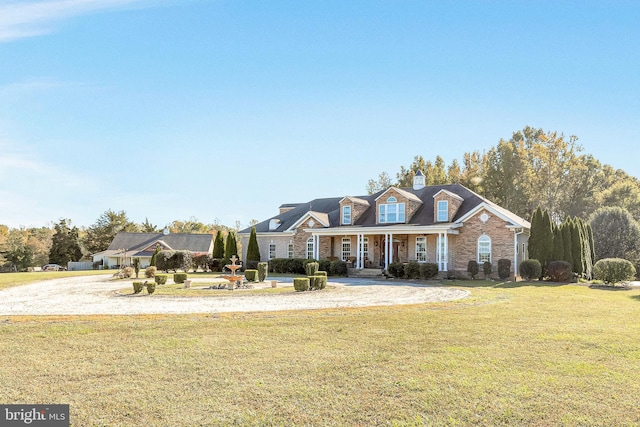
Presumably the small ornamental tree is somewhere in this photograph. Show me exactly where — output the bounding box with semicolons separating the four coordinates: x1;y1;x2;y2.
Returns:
246;227;261;264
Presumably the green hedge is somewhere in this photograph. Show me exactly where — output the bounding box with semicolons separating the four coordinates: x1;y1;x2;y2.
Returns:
497;259;511;280
245;270;258;282
132;282;144;294
309;275;327;290
155;274;168;285
548;260;572;282
593;258;636;285
269;258;346;276
293;277;310;292
519;259;541;281
173;273;188;284
420;263;439;279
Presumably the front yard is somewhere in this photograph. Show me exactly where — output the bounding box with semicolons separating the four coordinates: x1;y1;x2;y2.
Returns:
0;278;639;425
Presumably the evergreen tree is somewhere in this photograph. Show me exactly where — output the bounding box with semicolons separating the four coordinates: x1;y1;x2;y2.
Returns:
580;219;594;280
540;209;554;275
212;231;225;258
562;218;574;267
245;227;261;262
571;219;584;277
224;231;238;259
552;225;564;261
49;219;82;265
150;245;161;266
528;207;543;262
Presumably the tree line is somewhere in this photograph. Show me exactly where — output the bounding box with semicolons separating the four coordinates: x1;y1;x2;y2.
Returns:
367;126;640;224
0;210;257;272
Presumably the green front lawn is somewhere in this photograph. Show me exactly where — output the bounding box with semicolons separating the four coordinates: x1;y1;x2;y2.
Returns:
0;270;113;291
1;280;639;425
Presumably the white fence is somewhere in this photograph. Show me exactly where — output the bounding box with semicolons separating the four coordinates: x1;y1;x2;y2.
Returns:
68;262;94;271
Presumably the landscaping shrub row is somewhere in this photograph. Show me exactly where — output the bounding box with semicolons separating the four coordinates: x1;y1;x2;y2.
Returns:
388;261;439;279
269;258;347;276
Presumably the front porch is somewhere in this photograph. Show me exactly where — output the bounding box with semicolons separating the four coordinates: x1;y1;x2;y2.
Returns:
309;227;460;272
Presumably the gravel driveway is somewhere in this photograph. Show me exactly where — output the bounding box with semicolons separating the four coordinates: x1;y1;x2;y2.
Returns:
0;275;469;315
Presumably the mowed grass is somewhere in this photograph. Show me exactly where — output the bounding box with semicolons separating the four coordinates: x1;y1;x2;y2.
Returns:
1;280;640;426
0;270;113;290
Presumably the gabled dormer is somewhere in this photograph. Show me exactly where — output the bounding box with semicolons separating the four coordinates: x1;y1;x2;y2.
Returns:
433;189;464;222
339;196;370;225
375;187;422;224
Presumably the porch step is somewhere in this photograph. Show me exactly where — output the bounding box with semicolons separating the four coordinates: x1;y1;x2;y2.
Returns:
347;268;385;278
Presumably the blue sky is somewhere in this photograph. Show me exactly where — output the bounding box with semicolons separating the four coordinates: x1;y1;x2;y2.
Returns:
1;0;639;230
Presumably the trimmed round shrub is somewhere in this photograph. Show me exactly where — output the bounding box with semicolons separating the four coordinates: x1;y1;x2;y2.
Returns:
154;274;168;285
244;270;258;282
548;260;573;282
404;261;421;279
173;273;188;284
145;266;157;278
593;258;636;285
467;260;479;279
309;275;327;290
388;262;405;278
519;259;542;281
293;277;310;292
329;261;348;276
483;261;492;278
497;259;511;280
132;282;144;294
258;262;269;282
420;263;439;279
146;282;156;294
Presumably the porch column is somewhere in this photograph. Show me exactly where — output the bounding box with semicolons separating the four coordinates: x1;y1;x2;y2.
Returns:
359;234;365;269
443;232;449;272
389;233;394;268
313;235;320;260
355;234;361;269
384;233;390;270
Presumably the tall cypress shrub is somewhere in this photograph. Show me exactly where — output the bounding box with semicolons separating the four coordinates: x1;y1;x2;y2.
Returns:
528;207;542;263
540;209;554;275
212;232;225;258
571;219;584;277
552;225;564;262
225;231;238;259
246;227;261;263
562;218;573;268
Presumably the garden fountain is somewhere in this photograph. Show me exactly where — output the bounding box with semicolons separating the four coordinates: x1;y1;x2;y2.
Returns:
221;255;244;290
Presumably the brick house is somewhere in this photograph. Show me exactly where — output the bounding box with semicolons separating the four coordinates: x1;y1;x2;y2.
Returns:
239;172;530;277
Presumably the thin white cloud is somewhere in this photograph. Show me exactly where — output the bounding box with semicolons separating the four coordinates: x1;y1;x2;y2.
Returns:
0;0;154;42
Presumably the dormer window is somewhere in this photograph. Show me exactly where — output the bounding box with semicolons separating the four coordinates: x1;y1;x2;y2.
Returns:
342;205;351;225
437;200;449;222
379;196;405;223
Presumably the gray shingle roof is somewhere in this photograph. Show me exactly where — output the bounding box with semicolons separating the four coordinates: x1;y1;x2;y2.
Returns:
107;232;213;253
240;183;528;234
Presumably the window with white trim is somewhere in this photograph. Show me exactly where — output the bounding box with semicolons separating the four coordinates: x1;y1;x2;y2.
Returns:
478;235;491;263
362;237;369;259
342;237;351;261
306;238;314;259
379;196;405;223
342;205;351;225
269;243;276;260
437;200;449;222
287;242;294;259
416;236;427;262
